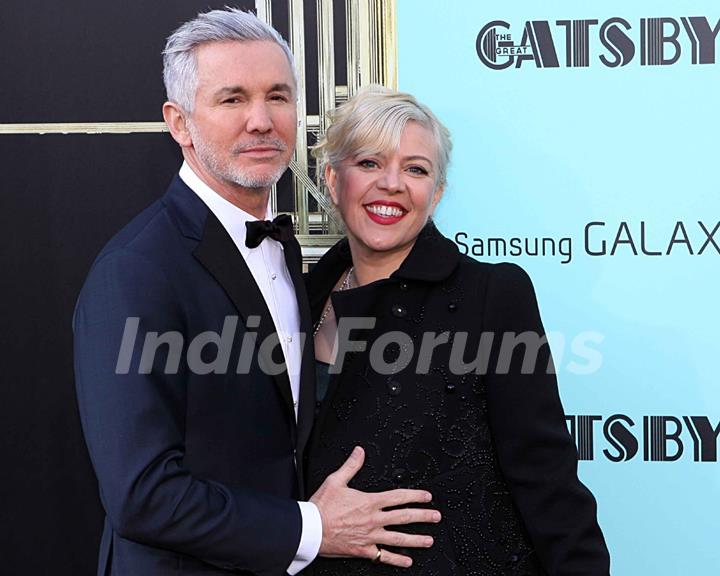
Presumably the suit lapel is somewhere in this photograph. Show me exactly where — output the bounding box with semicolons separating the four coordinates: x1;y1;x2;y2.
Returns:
282;236;316;483
193;212;296;417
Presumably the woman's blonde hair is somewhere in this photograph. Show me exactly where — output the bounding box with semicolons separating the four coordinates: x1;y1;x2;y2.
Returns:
312;85;452;189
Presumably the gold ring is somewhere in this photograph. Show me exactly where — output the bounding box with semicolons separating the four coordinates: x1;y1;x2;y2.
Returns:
372;546;382;564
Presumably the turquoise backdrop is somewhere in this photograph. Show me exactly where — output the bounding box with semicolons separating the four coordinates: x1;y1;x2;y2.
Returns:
397;1;720;573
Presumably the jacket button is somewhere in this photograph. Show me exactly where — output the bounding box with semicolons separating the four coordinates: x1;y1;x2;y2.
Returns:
391;304;408;318
399;282;409;291
392;468;407;484
387;379;402;396
448;302;458;312
445;382;456;393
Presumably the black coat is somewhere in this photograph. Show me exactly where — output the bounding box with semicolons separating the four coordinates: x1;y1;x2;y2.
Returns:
304;223;609;576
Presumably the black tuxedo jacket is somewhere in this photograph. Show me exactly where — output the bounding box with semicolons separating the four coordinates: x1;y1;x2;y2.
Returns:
73;175;315;576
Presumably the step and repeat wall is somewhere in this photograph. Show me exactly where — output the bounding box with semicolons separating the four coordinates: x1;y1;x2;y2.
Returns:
2;1;717;574
397;1;719;574
0;2;255;574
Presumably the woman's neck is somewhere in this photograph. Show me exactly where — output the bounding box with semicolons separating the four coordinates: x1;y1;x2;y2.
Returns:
347;240;414;286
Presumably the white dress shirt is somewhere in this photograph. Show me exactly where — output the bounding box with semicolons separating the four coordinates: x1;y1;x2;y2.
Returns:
179;162;322;574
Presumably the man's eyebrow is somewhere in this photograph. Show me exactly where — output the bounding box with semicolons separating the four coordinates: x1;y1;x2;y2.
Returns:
214;84;294;98
268;83;294;94
214;86;248;99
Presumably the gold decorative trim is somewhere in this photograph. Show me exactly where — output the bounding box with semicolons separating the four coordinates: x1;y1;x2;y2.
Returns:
384;0;398;89
255;0;273;24
317;0;335;134
255;0;397;253
289;159;341;228
289;0;310;235
297;234;343;247
0;122;168;135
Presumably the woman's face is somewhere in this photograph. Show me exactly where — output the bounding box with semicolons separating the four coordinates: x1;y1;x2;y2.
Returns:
326;121;443;260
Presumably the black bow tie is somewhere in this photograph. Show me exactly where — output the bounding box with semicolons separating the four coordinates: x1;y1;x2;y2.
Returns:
245;214;295;248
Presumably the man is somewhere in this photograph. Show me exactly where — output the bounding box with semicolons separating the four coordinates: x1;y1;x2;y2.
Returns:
73;9;438;576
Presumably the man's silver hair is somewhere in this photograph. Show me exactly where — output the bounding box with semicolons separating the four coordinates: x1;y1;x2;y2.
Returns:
162;8;297;114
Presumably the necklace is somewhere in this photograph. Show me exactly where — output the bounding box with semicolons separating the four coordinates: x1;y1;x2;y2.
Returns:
313;267;354;336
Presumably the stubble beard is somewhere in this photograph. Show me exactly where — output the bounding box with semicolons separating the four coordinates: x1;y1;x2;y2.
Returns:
188;123;289;191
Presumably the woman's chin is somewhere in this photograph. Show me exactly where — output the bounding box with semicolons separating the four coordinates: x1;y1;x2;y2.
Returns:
354;234;415;256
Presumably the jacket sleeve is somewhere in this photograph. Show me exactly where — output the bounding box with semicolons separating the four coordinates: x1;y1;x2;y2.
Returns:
73;248;302;575
482;263;610;576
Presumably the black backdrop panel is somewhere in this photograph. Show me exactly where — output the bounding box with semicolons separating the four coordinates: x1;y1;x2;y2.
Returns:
0;1;272;574
0;133;181;576
1;0;254;123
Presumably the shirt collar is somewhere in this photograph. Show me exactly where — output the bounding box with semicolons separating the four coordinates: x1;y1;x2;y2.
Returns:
179;161;272;257
306;221;461;316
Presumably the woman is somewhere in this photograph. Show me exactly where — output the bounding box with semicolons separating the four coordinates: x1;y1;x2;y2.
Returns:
305;87;609;575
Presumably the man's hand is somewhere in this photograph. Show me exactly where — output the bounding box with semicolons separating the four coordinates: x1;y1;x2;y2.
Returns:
309;446;441;568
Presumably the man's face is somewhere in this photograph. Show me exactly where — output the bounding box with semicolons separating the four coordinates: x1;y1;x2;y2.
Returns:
186;40;297;193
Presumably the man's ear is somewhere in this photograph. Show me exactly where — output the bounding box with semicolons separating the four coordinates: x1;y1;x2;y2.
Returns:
162;102;192;148
325;164;339;205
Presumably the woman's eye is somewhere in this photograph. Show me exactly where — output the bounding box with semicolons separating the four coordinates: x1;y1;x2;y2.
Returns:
358;159;378;169
223;98;240;104
408;165;429;175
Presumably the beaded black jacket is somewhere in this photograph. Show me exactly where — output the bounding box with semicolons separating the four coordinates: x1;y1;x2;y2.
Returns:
302;223;610;576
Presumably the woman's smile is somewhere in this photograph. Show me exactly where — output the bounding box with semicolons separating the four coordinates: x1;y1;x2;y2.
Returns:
364;201;407;224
